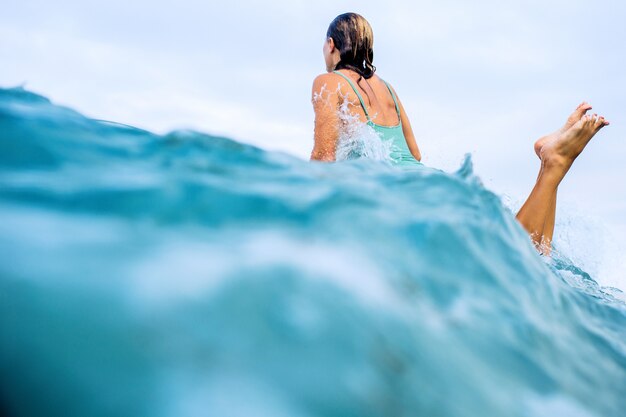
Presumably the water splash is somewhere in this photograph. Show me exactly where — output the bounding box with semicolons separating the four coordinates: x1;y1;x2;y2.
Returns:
313;81;393;163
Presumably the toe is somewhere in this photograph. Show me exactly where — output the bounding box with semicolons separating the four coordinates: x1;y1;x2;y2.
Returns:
591;116;601;130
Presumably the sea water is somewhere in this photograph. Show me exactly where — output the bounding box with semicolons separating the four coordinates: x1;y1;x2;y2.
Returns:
1;87;625;417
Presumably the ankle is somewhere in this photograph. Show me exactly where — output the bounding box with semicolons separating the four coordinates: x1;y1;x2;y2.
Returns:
541;151;570;171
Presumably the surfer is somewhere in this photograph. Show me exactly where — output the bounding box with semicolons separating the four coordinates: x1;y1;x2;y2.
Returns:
310;13;609;254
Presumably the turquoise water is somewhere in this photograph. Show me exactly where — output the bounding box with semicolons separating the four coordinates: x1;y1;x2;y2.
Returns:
1;87;625;417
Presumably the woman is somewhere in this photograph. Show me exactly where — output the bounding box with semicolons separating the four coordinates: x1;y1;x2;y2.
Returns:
310;13;609;254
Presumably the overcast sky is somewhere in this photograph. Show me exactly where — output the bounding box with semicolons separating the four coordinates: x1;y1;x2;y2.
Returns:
2;0;625;275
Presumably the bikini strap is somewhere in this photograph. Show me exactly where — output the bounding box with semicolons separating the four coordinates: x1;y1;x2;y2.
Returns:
382;80;401;120
332;70;371;121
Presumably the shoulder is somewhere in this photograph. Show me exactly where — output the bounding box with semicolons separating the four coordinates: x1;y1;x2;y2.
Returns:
373;74;394;90
312;72;342;90
379;76;401;101
311;72;345;105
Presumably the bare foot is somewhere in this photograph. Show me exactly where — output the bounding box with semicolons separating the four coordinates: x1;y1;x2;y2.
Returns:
540;113;609;168
534;102;593;158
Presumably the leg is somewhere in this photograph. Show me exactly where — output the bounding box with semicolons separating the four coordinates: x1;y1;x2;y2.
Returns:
534;102;591;249
516;113;608;253
528;166;557;254
518;103;593;253
516;160;565;252
539;189;557;254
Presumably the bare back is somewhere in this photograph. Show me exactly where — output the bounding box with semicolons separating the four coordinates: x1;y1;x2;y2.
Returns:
331;70;400;126
310;69;421;162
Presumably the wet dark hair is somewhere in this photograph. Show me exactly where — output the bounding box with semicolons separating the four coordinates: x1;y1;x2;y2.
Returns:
326;12;376;80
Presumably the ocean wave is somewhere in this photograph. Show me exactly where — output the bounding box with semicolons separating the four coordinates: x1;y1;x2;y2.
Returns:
1;87;624;417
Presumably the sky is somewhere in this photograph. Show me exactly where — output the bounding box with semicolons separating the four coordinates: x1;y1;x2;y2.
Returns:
2;0;625;269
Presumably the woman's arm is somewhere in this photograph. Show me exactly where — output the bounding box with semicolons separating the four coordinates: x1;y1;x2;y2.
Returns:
390;85;422;162
310;74;340;161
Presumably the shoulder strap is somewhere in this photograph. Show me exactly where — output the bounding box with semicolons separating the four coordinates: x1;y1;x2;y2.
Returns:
382;80;401;120
333;70;371;121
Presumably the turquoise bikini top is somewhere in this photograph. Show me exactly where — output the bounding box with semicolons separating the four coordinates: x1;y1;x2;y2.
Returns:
333;70;422;167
